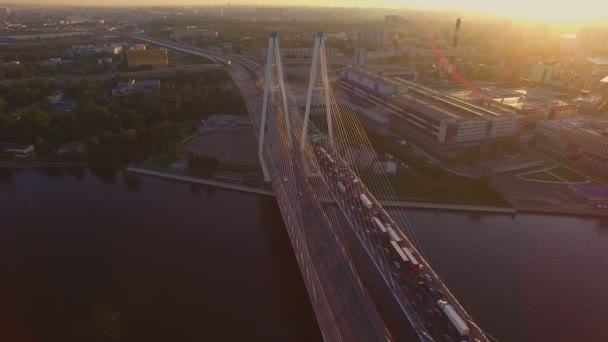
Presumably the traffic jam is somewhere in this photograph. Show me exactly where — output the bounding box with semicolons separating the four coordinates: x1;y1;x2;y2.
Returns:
312;141;480;342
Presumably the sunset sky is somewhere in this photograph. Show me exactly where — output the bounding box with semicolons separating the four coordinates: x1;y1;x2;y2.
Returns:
18;0;608;24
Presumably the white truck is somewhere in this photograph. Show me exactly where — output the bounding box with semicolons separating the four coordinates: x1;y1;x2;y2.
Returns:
386;225;402;242
437;300;470;336
371;217;387;233
337;181;346;194
359;193;373;209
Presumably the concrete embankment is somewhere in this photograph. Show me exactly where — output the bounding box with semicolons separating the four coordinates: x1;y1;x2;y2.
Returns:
127;166;608;217
518;205;608;217
126;165;275;197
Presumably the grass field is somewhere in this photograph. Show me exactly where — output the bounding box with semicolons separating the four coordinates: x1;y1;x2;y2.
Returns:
548;166;588;182
520;171;563;182
532;147;608;184
375;144;512;207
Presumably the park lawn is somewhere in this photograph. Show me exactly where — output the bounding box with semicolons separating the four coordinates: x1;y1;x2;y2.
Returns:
548;166;588;182
378;145;512;207
532;146;608;184
520;171;563;182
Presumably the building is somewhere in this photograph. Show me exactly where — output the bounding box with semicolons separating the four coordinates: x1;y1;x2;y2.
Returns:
364;50;399;63
569;183;608;205
535;116;608;160
202;114;253;132
65;45;103;56
341;67;406;96
530;61;563;86
112;79;160;95
58;142;85;155
341;67;523;147
577;27;608;54
450;87;579;126
126;46;168;69
1;143;35;158
354;47;366;65
385;15;407;27
353;27;386;46
104;45;123;55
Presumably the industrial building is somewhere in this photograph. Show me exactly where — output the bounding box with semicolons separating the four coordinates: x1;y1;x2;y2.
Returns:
341;66;523;147
126;46;168;70
449;87;579;126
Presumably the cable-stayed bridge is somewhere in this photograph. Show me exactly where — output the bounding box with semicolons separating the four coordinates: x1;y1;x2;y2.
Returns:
133;32;490;342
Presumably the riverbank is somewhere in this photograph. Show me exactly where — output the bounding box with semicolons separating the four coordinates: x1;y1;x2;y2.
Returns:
127;166;608;217
126;165;274;197
126;166;525;215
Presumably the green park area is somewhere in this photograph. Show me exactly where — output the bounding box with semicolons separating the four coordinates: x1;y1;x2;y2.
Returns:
0;69;246;166
374;143;511;207
532;147;608;184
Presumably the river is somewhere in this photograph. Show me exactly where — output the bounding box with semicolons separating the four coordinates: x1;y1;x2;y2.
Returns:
0;167;607;341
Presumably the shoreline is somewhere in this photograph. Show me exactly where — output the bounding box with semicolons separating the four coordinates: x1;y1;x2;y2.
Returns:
126;166;608;217
4;164;605;217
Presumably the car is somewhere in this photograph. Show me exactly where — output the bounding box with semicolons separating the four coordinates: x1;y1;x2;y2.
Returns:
424;273;433;282
365;229;371;235
298;191;303;197
283;177;288;182
393;261;401;269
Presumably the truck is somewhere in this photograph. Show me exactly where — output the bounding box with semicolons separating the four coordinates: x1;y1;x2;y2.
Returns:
402;246;421;269
437;300;469;336
372;217;387;233
390;240;409;264
386;225;402;242
337;181;346;194
359;193;373;209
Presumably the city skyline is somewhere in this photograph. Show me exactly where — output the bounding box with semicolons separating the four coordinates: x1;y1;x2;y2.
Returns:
9;0;608;25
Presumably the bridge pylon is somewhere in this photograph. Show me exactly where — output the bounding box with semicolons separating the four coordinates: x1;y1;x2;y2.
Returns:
259;32;293;182
301;32;334;151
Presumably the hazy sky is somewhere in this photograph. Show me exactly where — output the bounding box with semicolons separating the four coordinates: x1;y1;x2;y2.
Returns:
19;0;608;23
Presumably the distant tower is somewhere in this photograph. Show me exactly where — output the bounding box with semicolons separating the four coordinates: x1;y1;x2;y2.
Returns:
449;18;461;74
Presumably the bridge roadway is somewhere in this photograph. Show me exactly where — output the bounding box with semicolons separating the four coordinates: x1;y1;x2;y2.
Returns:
132;35;392;341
